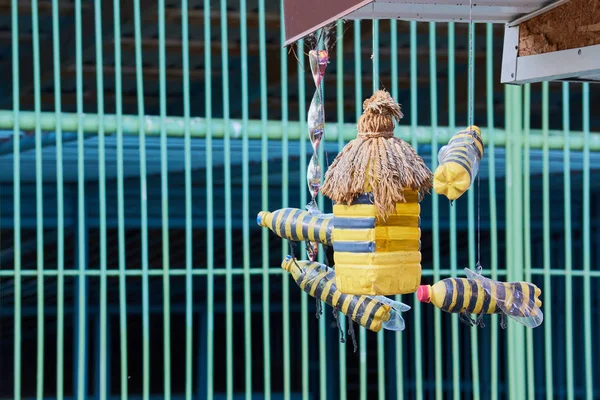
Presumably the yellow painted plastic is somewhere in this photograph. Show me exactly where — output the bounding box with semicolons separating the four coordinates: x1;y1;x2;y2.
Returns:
256;208;333;246
433;125;484;201
281;257;393;332
332;190;422;296
419;277;542;316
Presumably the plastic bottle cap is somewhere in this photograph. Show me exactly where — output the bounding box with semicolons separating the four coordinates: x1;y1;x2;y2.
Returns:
256;212;264;226
416;285;431;303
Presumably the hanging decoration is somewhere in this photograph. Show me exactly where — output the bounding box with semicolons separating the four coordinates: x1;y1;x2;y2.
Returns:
320;90;432;296
281;255;410;332
257;208;332;246
433;125;484;201
417;268;543;329
305;48;329;262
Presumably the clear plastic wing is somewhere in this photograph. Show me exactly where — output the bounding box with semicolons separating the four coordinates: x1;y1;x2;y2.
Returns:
377;296;411;331
464;268;543;329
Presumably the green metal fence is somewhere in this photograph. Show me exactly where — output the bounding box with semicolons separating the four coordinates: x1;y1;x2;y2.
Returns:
1;0;599;399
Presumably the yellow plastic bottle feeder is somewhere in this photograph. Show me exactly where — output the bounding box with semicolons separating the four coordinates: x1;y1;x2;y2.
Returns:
321;90;433;296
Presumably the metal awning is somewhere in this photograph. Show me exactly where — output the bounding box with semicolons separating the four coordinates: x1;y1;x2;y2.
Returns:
283;0;556;46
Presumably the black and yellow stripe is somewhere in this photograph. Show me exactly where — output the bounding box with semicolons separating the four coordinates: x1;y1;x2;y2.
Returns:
430;278;540;316
439;127;483;181
433;126;484;201
281;256;393;332
257;208;333;246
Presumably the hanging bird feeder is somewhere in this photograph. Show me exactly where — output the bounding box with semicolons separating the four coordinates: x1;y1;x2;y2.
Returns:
320;90;432;296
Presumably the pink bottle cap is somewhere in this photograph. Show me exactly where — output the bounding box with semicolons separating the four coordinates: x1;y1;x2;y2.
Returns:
416;285;431;303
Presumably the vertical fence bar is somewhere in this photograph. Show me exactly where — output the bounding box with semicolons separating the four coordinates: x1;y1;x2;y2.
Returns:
11;0;21;398
390;19;404;400
467;23;480;400
133;0;150;396
157;0;172;395
31;0;45;397
336;19;347;400
203;0;214;396
181;0;193;397
240;0;252;398
562;82;574;400
218;0;233;397
297;39;309;400
507;82;525;400
428;21;442;400
93;0;108;397
582;83;592;400
279;2;291;399
504;84;514;400
486;23;499;400
447;21;459;400
409;20;423;400
114;0;128;396
523;84;534;399
353;19;368;400
258;0;271;397
75;0;87;397
52;0;65;397
541;81;553;400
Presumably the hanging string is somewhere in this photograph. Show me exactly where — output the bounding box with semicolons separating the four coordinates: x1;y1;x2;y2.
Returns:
467;0;482;272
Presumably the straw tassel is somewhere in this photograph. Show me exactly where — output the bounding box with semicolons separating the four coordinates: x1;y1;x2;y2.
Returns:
321;90;433;221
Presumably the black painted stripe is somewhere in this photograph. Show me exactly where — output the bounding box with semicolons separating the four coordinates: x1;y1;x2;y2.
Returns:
481;278;493;313
444;148;472;161
325;219;332;245
301;214;310;241
287;209;302;241
366;302;384;330
449;279;465;313
445;153;473;169
511;283;525;316
441;279;455;312
455;129;484;149
278;208;293;239
269;210;279;233
345;295;362;318
325;276;337;306
495;283;506;313
467;280;479;313
334;241;375;253
334;217;376;229
300;264;321;292
351;193;375;205
448;137;483;158
308;216;317;241
355;297;370;323
313;271;332;300
335;292;348;310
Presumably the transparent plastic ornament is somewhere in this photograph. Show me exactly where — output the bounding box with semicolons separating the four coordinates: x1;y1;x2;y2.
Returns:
308;91;325;152
309;49;328;88
306;154;322;200
306;241;319;262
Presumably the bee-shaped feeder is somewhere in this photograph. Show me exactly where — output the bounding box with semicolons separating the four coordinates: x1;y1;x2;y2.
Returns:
320;90;433;296
281;256;409;332
417;268;543;329
433;126;484;201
